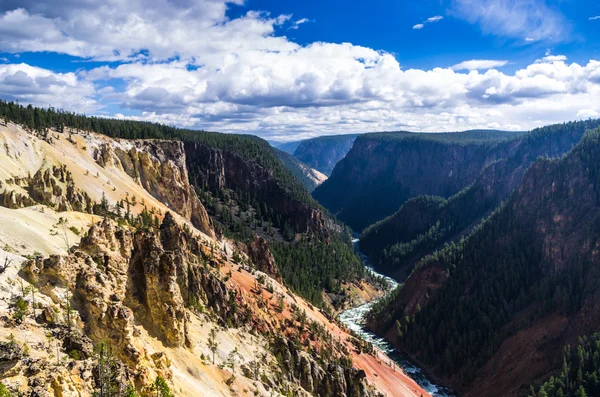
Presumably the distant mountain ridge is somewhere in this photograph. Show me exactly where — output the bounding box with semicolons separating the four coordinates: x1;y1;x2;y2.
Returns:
271;134;359;176
313;129;527;231
292;134;359;175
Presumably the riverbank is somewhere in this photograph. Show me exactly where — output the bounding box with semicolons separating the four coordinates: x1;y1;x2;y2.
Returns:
338;239;455;397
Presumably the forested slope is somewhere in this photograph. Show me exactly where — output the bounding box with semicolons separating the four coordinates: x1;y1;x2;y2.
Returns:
368;127;600;397
360;120;600;280
313;129;526;230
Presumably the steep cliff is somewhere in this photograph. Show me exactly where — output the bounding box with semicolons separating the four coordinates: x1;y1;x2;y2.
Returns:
95;139;213;237
360;119;600;280
313;129;525;231
274;148;327;192
368;127;600;397
293;134;359;176
186;142;328;237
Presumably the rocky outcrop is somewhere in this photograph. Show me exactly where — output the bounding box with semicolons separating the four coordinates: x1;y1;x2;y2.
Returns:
271;336;376;397
0;189;36;209
0;165;94;212
247;236;280;280
94;140;214;237
22;214;237;355
0;340;23;375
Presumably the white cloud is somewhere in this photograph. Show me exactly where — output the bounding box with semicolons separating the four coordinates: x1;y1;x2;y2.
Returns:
452;60;508;71
536;54;568;63
590;16;600;21
0;1;598;140
426;16;444;23
289;18;311;30
451;0;569;42
413;15;443;30
77;54;600;139
577;109;599;119
0;63;97;111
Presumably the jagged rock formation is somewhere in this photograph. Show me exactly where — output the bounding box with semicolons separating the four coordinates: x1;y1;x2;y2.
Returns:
247;236;280;281
94;140;213;236
23;214;232;355
0;165;94;212
0;115;428;397
13;214;395;396
271;336;373;397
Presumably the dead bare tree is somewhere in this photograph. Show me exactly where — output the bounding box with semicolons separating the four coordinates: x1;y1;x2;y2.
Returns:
0;257;12;274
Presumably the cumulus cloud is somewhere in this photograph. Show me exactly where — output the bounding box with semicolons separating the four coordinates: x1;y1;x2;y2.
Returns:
577;109;599;119
536;54;568;63
412;24;424;30
451;0;569;42
0;1;598;140
0;63;97;111
451;60;508;71
77;55;600;139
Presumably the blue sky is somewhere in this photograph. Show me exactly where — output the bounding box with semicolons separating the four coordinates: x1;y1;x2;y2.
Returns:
231;0;600;70
0;0;599;140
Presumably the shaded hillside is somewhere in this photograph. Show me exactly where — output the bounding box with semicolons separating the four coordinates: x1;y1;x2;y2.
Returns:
367;128;600;397
275;148;328;192
360;120;600;281
528;332;600;397
313;129;526;231
293;134;359;175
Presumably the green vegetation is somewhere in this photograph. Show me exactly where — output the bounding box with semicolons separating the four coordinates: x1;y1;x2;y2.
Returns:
360;119;600;277
369;128;600;387
364;129;526;145
148;377;174;397
207;327;219;365
12;297;28;323
313;128;528;231
270;233;365;306
0;382;11;397
528;333;600;397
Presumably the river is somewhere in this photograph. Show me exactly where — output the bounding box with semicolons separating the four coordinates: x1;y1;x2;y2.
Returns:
338;239;455;397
